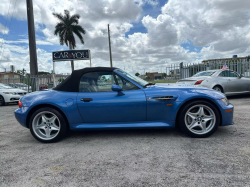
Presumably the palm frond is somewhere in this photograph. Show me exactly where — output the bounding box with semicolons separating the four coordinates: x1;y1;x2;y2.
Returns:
73;28;84;45
52;12;64;22
72;25;86;35
69;14;80;25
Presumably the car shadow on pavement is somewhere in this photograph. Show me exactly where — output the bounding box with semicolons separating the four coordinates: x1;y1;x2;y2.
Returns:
67;128;186;140
227;94;250;100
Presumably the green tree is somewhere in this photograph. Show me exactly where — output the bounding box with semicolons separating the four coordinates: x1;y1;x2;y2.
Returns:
16;68;26;76
162;73;167;78
53;10;86;72
135;72;140;76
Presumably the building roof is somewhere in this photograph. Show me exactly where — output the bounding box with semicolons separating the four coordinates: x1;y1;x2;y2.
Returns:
202;56;247;62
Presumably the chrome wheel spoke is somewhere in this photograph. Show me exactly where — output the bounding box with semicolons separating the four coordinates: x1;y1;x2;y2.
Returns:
189;121;199;130
197;106;205;117
187;112;197;119
51;125;59;131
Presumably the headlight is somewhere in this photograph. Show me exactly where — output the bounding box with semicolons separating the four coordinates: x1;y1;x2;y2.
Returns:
221;97;229;106
3;92;16;95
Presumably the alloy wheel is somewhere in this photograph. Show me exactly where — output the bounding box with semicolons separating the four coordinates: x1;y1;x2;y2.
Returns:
184;105;216;135
32;111;61;140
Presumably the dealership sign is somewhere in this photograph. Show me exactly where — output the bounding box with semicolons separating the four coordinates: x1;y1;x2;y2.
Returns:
52;50;90;61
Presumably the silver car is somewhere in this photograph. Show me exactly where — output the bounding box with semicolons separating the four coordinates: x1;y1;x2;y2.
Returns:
177;69;250;96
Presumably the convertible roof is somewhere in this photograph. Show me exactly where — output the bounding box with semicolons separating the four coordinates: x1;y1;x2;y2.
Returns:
53;67;117;92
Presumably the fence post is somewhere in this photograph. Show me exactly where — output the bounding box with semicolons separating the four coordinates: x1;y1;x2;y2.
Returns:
180;62;183;79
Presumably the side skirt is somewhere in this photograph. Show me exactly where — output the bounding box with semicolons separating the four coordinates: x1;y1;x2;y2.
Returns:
70;121;175;130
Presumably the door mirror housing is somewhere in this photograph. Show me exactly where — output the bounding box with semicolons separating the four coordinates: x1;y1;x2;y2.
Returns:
111;85;124;96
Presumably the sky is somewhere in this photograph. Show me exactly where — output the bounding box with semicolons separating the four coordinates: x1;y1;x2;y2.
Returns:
0;0;250;75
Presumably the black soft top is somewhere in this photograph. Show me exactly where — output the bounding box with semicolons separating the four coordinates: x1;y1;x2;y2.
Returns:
53;67;117;92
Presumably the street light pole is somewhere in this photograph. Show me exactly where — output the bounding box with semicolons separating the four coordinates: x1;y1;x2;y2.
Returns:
26;0;38;91
108;24;113;67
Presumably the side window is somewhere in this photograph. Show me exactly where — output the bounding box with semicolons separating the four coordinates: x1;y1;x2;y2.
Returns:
79;72;115;92
228;71;238;77
219;71;229;77
114;74;139;91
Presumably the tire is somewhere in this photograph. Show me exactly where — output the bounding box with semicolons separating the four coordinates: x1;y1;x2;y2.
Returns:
213;86;223;93
0;95;5;106
29;107;68;143
178;100;220;138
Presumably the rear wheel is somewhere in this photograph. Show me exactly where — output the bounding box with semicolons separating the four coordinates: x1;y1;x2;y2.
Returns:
178;100;220;138
0;95;5;106
213;86;223;93
29;107;67;143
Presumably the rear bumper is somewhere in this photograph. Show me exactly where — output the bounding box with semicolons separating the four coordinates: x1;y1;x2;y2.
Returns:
14;107;29;128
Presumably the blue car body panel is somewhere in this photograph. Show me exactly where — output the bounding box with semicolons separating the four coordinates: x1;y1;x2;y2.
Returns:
77;89;146;123
14;69;234;130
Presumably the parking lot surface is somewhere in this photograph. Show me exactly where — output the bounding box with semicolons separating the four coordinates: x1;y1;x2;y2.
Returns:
1;95;250;187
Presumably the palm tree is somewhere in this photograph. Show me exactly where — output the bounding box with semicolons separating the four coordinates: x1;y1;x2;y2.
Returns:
53;10;86;71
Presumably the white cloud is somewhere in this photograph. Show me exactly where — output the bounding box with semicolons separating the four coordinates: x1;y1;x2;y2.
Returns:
0;23;9;34
1;0;250;75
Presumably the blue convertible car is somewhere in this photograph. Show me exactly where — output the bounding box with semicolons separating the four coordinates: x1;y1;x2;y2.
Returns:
15;67;234;143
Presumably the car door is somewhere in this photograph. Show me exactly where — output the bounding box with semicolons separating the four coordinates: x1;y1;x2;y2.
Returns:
226;71;245;92
77;71;146;123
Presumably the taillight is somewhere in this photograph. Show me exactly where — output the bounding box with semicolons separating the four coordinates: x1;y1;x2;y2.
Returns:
194;80;203;85
18;101;22;108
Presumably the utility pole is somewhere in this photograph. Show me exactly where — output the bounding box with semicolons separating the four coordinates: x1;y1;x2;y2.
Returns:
108;24;113;67
26;0;38;91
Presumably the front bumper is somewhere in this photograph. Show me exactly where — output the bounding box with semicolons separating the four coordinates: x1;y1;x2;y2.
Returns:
4;94;21;103
217;100;234;126
15;107;29;128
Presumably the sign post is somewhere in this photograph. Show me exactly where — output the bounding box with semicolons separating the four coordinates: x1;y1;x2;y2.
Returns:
52;49;91;87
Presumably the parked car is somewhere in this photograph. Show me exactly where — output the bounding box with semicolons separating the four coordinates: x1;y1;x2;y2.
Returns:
177;69;250;96
39;84;48;90
14;83;32;92
0;83;27;106
15;67;234;143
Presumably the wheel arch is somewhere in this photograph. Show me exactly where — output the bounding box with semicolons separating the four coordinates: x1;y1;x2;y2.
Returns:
175;98;222;128
26;104;69;129
213;84;224;93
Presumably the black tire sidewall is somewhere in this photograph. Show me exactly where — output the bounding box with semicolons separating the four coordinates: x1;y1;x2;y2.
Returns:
29;107;67;143
178;100;220;138
0;95;5;106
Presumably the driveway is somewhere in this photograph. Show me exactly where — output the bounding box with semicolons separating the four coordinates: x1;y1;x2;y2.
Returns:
1;95;250;186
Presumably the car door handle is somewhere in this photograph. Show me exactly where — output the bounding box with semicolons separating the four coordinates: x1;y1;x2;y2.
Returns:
81;98;93;102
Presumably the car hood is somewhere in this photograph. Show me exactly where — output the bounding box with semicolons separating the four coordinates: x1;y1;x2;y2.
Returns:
145;83;225;100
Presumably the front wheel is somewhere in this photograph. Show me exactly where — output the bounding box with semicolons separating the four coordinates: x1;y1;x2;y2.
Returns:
0;95;5;106
213;86;223;93
178;100;220;138
29;107;68;143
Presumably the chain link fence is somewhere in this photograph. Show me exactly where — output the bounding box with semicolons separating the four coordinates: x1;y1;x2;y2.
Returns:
0;74;69;92
166;58;250;82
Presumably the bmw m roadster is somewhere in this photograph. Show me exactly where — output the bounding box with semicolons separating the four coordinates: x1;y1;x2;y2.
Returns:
15;67;234;143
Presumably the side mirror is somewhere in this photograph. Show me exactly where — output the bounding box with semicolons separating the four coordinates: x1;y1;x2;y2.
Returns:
111;85;124;96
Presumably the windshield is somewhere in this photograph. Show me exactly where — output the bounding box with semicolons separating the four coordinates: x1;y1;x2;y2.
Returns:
116;69;149;87
193;71;216;77
0;84;12;89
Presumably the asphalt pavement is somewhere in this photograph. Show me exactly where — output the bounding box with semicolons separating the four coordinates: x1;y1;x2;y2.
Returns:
1;95;250;186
